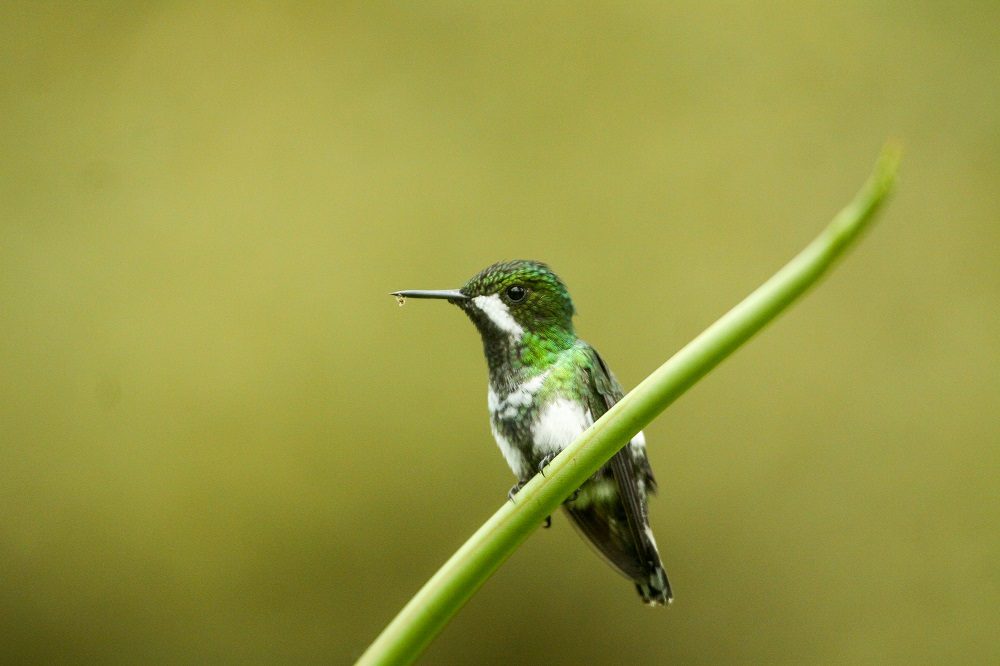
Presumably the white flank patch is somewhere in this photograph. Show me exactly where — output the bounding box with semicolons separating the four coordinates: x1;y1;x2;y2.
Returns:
531;398;592;456
490;421;529;478
471;294;524;338
629;430;647;458
569;477;618;508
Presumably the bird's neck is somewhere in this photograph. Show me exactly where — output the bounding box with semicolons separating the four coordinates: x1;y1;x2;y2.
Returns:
482;329;576;394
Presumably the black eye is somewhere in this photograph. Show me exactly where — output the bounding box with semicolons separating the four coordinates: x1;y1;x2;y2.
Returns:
505;285;527;302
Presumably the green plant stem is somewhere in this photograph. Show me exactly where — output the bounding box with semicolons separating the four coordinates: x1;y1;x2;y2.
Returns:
358;145;900;666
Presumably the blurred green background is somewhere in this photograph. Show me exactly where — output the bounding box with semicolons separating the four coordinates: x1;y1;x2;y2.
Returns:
2;2;998;663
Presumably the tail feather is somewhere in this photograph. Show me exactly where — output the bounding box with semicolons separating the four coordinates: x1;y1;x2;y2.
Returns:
635;563;672;606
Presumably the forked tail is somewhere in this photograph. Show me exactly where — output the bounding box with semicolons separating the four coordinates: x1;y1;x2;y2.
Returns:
635;562;672;606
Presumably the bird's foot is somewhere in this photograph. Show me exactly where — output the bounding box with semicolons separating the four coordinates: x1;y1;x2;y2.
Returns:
507;481;527;502
538;453;558;477
509;480;553;526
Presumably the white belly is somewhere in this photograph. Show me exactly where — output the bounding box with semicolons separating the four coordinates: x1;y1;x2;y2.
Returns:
488;384;648;480
531;398;593;455
489;421;530;479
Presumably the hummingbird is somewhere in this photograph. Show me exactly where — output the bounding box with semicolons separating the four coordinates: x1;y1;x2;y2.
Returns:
392;260;672;605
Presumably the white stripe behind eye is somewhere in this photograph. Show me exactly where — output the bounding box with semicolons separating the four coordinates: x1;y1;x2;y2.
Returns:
472;294;524;338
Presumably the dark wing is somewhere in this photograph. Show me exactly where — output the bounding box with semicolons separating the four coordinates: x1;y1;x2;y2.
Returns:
575;344;656;496
562;344;671;604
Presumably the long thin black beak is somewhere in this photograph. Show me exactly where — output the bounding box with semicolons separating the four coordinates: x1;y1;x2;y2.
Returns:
390;289;467;301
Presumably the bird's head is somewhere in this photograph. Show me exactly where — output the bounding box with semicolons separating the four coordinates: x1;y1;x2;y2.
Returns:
392;260;576;348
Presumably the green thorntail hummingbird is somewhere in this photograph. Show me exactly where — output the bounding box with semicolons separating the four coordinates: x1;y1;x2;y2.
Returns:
392;260;672;605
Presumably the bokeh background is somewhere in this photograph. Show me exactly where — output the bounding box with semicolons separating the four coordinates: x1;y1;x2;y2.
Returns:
2;2;998;663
